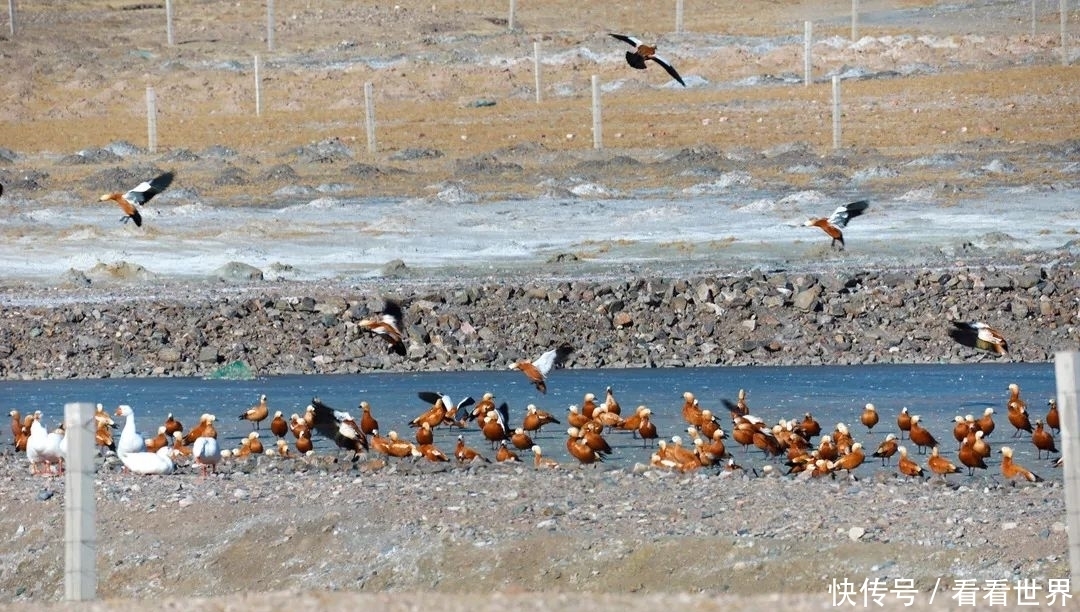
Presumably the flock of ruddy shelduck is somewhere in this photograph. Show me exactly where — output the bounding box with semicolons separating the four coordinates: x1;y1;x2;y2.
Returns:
8;381;1060;485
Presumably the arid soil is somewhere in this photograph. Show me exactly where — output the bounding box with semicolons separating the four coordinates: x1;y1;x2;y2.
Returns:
1;1;1079;610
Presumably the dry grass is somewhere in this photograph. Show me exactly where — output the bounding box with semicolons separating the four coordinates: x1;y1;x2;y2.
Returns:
1;0;1077;199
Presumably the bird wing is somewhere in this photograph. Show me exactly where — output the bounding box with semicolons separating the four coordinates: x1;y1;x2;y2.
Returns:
948;321;1008;353
610;33;642;48
417;391;443;405
531;344;573;376
309;398;343;439
495;402;510;429
124;171;174;205
456;396;476;410
381;299;404;329
827;200;869;228
648;55;686;86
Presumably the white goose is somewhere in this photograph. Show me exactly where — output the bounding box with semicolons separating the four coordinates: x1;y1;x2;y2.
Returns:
114;404;146;458
43;424;67;474
120;446;176;475
192;436;221;476
25;413;51;475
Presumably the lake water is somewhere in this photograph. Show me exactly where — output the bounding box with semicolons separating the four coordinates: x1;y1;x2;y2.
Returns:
1;361;1061;480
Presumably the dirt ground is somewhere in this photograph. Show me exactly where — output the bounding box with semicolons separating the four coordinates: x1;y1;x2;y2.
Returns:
1;0;1079;203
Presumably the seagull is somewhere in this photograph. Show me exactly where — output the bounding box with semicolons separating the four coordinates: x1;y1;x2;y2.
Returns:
98;171;174;227
609;33;686;87
948;321;1008;355
803;200;869;249
510;344;574;394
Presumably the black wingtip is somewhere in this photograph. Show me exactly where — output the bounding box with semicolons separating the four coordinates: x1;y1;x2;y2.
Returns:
153;171;176;190
382;298;404;320
417;391;442;405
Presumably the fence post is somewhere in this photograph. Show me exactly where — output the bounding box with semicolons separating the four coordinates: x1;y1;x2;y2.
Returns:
165;0;174;46
64;402;96;601
1057;352;1080;591
254;54;262;117
1062;0;1070;66
508;0;515;31
146;85;158;154
851;0;859;41
266;0;275;52
804;21;813;87
831;75;841;149
675;0;684;34
591;75;602;150
7;0;15;37
533;41;542;103
364;82;376;155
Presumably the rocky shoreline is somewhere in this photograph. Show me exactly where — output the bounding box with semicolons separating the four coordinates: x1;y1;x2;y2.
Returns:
3;256;1077;380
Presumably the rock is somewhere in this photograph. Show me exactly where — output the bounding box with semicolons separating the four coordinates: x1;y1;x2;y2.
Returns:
197;346;221;363
213;262;264;282
848;526;866;541
793;285;821;312
382;259;409;277
612;312;633;328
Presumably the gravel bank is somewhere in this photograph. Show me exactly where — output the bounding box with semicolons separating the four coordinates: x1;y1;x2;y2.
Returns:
3;259;1078;381
0;449;1067;608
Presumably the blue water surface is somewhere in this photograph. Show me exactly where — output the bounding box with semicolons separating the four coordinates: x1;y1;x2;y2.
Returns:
1;362;1061;478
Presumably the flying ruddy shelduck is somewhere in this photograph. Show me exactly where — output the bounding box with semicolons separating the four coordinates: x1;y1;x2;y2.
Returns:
510;344;573;394
948;321;1009;356
609;33;686;87
98;171;174;227
803;200;869;250
358;299;407;356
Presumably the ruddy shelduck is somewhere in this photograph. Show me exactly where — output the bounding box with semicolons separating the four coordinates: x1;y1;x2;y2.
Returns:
803;200;869;249
510;344;573;394
98;171;174;227
860;403;879;433
927;446;961;481
358;299;407;356
872;433;898;466
999;446;1044;483
896;407;912;439
1031;419;1059;459
948;321;1008;355
609;33;686;86
239;394;269;431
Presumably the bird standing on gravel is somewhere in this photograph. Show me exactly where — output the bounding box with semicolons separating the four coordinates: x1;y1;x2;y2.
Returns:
98;171;174;227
